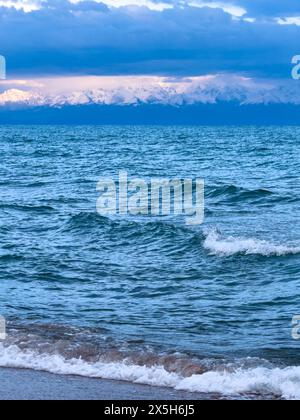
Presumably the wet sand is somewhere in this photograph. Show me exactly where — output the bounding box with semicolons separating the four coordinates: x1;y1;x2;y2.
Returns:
0;368;208;400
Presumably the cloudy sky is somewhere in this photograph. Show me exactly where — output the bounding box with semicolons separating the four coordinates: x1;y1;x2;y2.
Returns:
0;0;299;107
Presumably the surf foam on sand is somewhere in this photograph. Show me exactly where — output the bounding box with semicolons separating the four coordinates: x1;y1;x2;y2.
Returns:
1;343;300;400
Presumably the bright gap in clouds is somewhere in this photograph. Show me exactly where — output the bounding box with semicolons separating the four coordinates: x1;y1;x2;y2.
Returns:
188;1;246;17
73;0;247;16
69;0;173;11
92;0;173;11
0;0;40;12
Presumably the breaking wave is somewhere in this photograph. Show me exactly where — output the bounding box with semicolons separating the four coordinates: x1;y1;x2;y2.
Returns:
204;230;300;257
0;343;299;400
177;366;300;400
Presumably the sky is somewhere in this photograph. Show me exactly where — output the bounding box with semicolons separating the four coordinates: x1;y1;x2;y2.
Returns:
0;0;300;109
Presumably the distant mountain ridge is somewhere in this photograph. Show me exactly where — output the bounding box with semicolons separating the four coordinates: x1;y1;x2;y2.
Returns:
1;75;300;108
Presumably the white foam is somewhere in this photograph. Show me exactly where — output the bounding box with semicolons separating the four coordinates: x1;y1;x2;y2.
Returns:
177;367;300;400
204;230;300;257
0;344;181;388
1;344;300;399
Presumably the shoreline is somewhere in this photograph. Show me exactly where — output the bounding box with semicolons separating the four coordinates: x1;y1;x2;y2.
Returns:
0;367;209;401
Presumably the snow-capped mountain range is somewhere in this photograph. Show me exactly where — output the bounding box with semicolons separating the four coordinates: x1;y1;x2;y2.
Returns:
0;75;300;108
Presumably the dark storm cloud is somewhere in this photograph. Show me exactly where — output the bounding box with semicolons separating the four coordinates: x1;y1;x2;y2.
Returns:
0;0;299;78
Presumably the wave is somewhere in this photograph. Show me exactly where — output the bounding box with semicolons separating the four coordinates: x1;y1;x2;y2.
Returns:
177;366;300;400
0;343;181;388
0;343;299;399
206;184;297;205
64;211;197;239
207;185;273;200
47;211;300;258
65;212;115;230
204;230;300;257
0;203;55;213
1;323;300;400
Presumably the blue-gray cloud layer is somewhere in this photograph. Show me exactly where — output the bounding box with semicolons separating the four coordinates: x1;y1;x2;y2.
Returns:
0;0;299;77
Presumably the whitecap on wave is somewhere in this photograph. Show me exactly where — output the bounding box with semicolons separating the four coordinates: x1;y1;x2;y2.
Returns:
203;230;300;257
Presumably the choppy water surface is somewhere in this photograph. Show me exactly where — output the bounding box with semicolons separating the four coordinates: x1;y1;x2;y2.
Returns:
0;125;299;399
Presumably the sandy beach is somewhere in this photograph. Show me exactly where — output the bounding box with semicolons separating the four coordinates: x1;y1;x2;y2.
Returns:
0;368;208;401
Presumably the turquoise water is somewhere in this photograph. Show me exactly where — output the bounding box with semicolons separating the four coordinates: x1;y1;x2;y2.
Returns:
0;125;300;399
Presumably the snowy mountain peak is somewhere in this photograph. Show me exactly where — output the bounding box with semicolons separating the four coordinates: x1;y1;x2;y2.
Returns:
1;75;300;108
